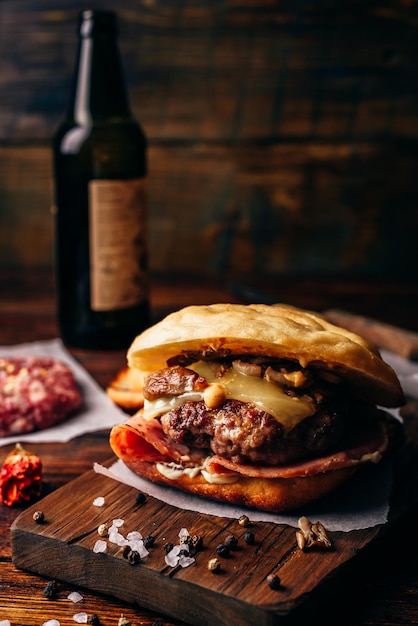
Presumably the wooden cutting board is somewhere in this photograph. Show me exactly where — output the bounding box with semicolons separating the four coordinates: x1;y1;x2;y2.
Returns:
11;407;418;626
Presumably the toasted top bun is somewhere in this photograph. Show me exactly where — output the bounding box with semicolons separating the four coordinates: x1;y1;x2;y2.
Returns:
127;303;404;408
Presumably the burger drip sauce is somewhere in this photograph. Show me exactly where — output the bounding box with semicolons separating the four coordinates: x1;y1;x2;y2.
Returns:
52;10;150;349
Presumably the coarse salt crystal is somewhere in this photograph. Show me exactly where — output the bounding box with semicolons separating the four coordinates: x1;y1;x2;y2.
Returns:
112;518;124;527
93;539;107;553
92;496;105;507
73;612;88;624
0;621;11;626
171;544;186;556
129;539;149;558
108;531;128;546
43;621;60;626
126;531;142;542
68;591;83;603
179;555;195;568
179;527;189;538
164;552;179;567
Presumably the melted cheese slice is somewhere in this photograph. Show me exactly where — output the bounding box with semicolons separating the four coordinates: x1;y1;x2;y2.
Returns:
143;361;315;431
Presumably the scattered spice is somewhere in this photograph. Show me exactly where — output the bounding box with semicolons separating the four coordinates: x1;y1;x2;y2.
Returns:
33;510;45;524
243;531;255;545
97;523;108;537
238;514;250;527
68;591;83;603
127;549;141;566
191;534;203;552
207;557;221;572
122;545;131;559
118;616;131;626
224;534;238;550
135;492;146;505
43;579;58;599
93;539;107;554
216;544;230;558
164;528;196;568
163;542;174;554
143;534;155;549
267;573;282;590
152;621;163;626
179;534;193;548
296;516;332;551
0;443;42;506
88;615;100;626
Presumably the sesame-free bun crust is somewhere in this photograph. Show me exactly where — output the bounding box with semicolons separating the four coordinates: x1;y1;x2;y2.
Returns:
127;303;403;407
120;457;357;513
106;366;144;411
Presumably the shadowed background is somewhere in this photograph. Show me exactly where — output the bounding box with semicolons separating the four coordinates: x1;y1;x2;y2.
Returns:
1;0;417;283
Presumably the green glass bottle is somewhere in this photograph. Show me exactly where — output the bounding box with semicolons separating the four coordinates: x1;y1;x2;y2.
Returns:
53;10;150;349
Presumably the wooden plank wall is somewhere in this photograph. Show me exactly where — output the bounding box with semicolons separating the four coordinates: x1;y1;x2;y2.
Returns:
0;0;417;282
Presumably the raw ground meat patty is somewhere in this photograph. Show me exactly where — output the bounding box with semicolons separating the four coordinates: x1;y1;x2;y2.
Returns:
0;357;82;437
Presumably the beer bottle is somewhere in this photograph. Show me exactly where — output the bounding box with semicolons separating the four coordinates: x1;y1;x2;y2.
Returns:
53;9;149;349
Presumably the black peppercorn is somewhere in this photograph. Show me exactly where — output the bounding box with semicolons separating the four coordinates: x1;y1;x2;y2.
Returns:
244;531;255;545
163;542;174;554
43;579;58;599
178;548;189;557
127;550;141;565
88;614;101;626
33;510;45;524
122;545;131;559
191;534;203;552
224;534;238;550
267;573;281;590
216;543;230;558
143;534;155;549
135;492;146;505
179;533;192;547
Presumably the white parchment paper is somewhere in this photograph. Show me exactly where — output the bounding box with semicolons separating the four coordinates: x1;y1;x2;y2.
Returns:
0;338;126;447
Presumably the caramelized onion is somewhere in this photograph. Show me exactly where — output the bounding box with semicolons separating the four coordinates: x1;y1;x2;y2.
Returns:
232;360;262;377
265;366;311;389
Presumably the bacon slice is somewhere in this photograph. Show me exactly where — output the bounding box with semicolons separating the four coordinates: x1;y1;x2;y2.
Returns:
110;412;207;466
110;411;392;479
204;419;389;479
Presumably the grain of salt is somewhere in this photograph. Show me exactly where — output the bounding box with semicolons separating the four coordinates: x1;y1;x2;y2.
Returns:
93;539;107;553
42;621;60;626
0;621;11;626
92;496;105;507
112;518;124;527
73;612;88;624
68;591;83;603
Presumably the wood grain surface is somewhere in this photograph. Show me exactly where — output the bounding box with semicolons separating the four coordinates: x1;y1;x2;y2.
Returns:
2;270;418;626
1;1;418;280
10;400;418;626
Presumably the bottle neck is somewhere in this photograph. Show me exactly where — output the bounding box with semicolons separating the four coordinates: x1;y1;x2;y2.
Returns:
69;13;131;125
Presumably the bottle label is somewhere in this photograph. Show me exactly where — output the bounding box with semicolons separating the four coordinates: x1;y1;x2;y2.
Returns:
89;178;147;311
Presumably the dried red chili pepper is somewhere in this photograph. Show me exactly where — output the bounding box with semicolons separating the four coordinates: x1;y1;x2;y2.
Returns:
0;443;42;506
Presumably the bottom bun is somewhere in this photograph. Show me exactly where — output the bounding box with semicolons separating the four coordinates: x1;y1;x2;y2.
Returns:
120;456;358;513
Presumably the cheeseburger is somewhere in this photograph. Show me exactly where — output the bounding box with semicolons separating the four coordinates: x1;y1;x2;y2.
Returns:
109;303;404;512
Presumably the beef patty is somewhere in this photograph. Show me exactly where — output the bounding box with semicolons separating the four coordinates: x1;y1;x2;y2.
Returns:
160;399;345;466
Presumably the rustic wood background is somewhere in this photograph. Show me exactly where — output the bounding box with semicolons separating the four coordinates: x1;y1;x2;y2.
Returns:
0;0;417;282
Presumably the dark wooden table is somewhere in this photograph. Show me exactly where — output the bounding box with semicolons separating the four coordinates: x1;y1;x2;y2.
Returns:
1;269;418;626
